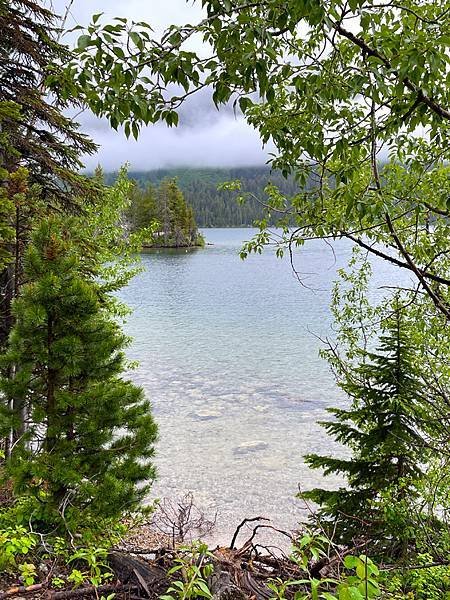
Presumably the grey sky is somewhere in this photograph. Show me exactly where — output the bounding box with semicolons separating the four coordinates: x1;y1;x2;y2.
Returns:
48;0;272;171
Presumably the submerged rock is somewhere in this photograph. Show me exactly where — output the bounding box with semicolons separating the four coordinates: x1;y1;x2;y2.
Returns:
258;457;285;471
193;409;222;421
233;441;269;455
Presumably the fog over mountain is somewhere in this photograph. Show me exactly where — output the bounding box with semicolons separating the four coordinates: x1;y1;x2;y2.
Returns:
48;0;274;170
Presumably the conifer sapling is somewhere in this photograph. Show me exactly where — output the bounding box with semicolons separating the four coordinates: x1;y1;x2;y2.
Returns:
1;217;158;529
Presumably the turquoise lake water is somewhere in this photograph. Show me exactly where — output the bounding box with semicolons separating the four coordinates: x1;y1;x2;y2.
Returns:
120;228;412;544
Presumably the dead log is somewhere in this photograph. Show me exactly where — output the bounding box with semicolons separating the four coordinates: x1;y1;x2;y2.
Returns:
208;568;246;600
0;583;46;599
49;583;134;599
108;550;168;596
209;547;272;600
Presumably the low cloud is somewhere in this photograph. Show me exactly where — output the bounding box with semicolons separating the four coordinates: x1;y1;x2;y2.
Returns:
47;0;271;170
79;111;273;171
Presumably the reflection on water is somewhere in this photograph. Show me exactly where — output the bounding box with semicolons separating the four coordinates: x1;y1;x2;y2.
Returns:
119;228;413;543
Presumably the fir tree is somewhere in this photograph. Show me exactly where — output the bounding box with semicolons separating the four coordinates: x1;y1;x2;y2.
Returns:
303;298;428;553
0;217;157;528
127;178;203;248
164;179;190;247
127;182;158;232
0;0;97;204
1;1;99;450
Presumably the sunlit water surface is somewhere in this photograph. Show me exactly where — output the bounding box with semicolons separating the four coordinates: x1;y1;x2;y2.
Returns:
119;228;412;544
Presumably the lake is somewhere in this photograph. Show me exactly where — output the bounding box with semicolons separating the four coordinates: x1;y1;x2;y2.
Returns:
120;228;412;545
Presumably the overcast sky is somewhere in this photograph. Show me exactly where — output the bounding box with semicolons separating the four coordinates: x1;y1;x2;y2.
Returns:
47;0;272;171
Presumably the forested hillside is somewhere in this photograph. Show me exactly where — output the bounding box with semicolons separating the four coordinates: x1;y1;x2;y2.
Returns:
104;167;301;227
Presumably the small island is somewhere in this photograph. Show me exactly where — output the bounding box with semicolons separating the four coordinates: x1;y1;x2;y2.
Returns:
127;178;205;249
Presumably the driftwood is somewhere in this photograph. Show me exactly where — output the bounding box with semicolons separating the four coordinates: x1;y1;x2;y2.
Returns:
230;517;270;549
0;517;344;600
208;568;246;600
49;583;136;599
0;583;46;599
108;551;168;597
102;517;306;600
105;547;276;600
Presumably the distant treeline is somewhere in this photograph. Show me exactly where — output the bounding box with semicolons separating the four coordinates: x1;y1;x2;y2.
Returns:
104;167;302;227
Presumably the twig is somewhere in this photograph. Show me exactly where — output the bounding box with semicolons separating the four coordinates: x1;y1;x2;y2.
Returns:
230;516;270;549
240;524;294;551
382;560;450;572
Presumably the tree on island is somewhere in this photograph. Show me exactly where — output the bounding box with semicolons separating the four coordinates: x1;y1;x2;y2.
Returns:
127;182;158;233
127;178;204;248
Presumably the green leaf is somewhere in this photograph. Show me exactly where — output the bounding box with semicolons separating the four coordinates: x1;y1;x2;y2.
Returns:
77;35;91;50
113;46;125;59
130;31;143;49
344;555;359;569
196;581;212;598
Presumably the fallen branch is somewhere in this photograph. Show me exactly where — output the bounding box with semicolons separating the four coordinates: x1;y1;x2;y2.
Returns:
49;583;136;599
241;524;294;550
0;583;46;599
230;516;270;549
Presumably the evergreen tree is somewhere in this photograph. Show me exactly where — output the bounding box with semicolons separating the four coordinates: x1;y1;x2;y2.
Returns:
127;182;158;232
0;0;97;204
164;179;189;247
127;178;203;248
1;1;99;450
157;179;203;247
303;298;428;553
0;217;157;528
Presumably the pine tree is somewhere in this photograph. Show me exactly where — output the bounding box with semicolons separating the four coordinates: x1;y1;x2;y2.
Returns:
0;217;157;529
127;178;203;248
1;1;100;451
167;179;189;247
303;299;428;552
0;0;97;205
127;182;158;233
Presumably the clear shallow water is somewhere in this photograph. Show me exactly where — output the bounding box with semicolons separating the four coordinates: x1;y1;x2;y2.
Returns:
119;228;412;544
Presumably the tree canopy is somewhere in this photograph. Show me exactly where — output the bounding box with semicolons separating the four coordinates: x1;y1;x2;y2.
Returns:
69;0;450;319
